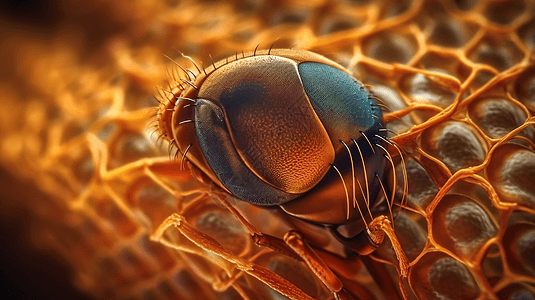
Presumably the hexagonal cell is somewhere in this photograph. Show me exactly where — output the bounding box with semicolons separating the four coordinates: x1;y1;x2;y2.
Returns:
123;84;161;111
98;257;128;287
472;69;499;90
93;196;139;238
410;252;481;300
380;0;412;18
231;25;258;43
448;180;501;217
52;225;96;263
483;0;526;26
506;210;535;227
138;234;176;271
486;144;535;209
481;244;504;287
420;52;472;82
214;286;243;300
516;230;535;273
396;158;439;210
393;211;428;261
57;144;95;191
173;269;211;300
343;0;372;5
317;10;364;36
118;247;153;280
469;38;524;72
518;15;535;49
496;282;535;300
61;120;86;144
371;85;407;112
468;97;532;140
96;121;118;142
502;222;535;277
403;69;460;108
78;218;114;249
363;32;417;64
130;179;179;227
432;194;498;260
427;18;474;48
269;6;313;26
448;0;478;10
514;65;535;112
157;281;181;300
109;132;158;169
420;121;488;173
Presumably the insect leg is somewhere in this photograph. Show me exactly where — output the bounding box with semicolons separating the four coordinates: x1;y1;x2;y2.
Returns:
209;193;353;299
151;213;315;300
368;216;409;278
284;231;351;300
209;192;302;260
366;216;410;300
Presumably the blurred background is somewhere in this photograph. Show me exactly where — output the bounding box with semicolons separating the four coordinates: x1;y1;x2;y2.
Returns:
1;0;534;299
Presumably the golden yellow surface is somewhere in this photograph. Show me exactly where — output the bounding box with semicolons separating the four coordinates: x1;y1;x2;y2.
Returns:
0;0;534;299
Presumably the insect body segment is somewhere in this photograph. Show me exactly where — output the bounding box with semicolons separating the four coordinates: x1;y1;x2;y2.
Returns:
158;48;390;227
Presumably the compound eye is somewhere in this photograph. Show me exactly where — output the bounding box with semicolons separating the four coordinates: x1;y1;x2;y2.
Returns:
298;62;380;147
195;99;297;205
195;55;335;205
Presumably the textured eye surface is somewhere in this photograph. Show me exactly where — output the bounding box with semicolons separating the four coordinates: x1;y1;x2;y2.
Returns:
1;0;535;300
194;55;335;204
157;49;390;227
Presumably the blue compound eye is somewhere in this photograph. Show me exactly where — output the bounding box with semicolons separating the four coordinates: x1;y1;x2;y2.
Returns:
159;49;388;225
297;62;377;151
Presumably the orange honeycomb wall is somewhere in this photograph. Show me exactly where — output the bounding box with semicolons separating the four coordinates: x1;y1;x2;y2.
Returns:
0;0;534;299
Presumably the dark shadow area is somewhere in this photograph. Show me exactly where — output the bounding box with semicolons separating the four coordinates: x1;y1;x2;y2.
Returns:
0;167;92;300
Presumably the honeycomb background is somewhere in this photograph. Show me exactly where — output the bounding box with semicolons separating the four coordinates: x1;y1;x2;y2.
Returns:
0;0;534;299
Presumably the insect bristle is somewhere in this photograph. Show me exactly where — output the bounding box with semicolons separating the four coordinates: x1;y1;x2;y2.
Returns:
153;51;201;152
330;162;351;221
375;173;394;228
168;139;178;160
375;129;409;217
156;61;198;163
181;143;193;171
180;78;198;90
352;139;373;220
209;54;217;70
164;54;193;82
268;42;275;55
340;139;370;228
359;131;375;155
375;143;396;228
179;52;202;75
200;61;207;75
